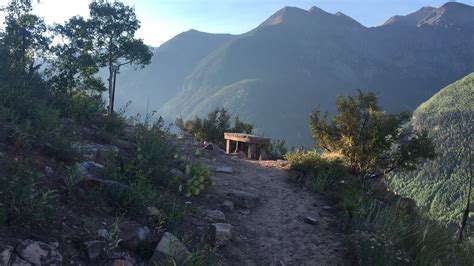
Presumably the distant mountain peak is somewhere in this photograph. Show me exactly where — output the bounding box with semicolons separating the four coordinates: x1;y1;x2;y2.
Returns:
382;2;474;28
418;1;474;28
383;6;436;26
259;5;363;28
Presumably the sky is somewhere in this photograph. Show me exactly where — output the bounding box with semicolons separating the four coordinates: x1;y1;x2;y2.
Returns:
1;0;473;47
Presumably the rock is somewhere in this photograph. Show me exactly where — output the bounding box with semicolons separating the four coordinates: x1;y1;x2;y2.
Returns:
97;229;109;240
170;169;184;178
0;245;13;265
118;222;151;251
215;166;234;174
222;200;234;212
110;259;134;266
77;177;128;193
212;223;233;246
238;209;251;215
322;206;332;210
146;207;161;217
111;139;136;151
149;232;190;265
9;254;32;266
44;166;54;176
76;161;105;178
236;151;247;159
397;197;418;214
203;210;226;222
15;239;62;265
204;143;214;150
85;241;105;260
95;148;114;165
0;123;12;145
227;190;260;209
303;216;318;225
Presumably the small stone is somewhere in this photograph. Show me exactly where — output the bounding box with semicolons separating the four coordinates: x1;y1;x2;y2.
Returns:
110;259;134;266
215;166;234;174
212;223;233;246
15;239;62;265
203;210;226;222
204;143;214;150
303;216;318;225
146;207;161;217
0;245;13;265
85;241;105;260
322;206;332;210
222;201;234;212
44;166;54;176
171;169;184;177
238;209;251;215
98;229;109;240
9;254;33;265
149;232;190;265
227;190;260;209
118;222;151;251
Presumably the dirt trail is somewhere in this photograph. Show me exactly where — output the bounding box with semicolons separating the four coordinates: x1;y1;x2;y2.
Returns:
197;150;351;265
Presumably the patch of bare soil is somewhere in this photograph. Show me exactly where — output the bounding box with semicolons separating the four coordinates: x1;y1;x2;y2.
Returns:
189;143;352;265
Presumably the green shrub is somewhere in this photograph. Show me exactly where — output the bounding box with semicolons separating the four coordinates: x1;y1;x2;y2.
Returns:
174;150;212;197
176;108;253;148
0;160;57;225
55;90;105;123
285;151;347;192
104;116;180;215
267;139;288;160
352;199;474;265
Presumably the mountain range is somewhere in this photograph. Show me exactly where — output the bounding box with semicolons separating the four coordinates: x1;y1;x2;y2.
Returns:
113;2;474;147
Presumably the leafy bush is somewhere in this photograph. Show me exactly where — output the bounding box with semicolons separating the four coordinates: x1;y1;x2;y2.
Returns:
104;116;178;213
267;139;288;159
286;149;473;265
174;150;212;197
352;199;474;265
285;151;347;192
309;90;436;178
0;160;57;225
176;108;253;148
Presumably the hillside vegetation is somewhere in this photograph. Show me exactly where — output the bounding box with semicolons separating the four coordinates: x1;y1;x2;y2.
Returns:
390;73;474;225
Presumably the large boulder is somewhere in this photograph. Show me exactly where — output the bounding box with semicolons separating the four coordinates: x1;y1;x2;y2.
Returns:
14;240;62;265
227;190;260;209
148;232;190;265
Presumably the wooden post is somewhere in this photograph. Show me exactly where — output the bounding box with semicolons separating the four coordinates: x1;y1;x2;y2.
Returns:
248;143;257;159
226;139;231;154
235;141;240;153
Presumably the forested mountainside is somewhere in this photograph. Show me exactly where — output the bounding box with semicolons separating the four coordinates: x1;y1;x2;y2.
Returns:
114;2;474;146
389;72;474;225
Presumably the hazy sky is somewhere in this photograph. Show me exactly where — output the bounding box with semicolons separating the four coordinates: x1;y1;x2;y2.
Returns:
1;0;473;46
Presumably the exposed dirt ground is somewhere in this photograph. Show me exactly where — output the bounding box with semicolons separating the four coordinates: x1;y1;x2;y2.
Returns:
192;145;352;266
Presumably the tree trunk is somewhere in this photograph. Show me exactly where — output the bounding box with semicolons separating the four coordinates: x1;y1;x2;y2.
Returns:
107;62;113;116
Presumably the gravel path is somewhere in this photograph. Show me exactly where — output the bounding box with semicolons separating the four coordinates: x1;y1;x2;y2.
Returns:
200;153;351;265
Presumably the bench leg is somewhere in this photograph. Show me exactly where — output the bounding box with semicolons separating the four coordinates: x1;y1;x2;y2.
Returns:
259;146;268;160
248;143;256;159
226;139;231;154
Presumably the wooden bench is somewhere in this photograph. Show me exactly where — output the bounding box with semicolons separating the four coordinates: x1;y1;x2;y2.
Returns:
224;132;271;160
